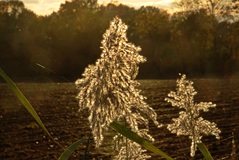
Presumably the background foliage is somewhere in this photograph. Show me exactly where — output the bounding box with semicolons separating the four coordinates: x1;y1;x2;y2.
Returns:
0;0;239;81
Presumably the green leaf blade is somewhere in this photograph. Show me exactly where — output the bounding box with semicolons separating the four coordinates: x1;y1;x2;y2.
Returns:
58;139;87;160
0;68;52;138
109;121;174;160
197;143;214;160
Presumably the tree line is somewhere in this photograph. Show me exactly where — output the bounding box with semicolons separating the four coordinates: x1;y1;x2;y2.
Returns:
0;0;239;82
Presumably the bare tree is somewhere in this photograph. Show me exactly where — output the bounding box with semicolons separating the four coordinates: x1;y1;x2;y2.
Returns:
175;0;239;22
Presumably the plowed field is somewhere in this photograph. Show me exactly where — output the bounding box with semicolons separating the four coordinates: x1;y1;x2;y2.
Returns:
0;79;238;159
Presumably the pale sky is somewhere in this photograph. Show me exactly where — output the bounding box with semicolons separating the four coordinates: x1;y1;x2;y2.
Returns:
22;0;176;16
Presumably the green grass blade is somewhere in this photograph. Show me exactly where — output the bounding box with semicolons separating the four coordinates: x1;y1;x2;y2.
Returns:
109;121;174;160
83;133;91;159
58;139;87;160
0;68;52;138
197;143;214;160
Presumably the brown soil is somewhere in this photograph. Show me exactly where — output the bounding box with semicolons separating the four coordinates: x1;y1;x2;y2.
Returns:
0;79;238;160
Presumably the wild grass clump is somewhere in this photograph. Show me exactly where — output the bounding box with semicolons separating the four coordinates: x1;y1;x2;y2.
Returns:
165;74;221;157
75;16;161;159
0;17;223;160
74;17;220;159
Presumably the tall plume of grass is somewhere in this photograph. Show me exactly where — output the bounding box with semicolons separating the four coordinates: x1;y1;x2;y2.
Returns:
75;17;161;159
165;74;221;157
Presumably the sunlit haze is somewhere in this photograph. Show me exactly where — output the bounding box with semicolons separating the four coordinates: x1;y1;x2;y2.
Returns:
22;0;175;15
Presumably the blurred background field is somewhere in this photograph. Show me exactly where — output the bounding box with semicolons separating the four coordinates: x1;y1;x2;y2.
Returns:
0;79;238;159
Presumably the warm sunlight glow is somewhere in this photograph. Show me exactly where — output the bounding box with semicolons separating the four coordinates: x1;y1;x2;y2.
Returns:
22;0;175;15
23;0;63;15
